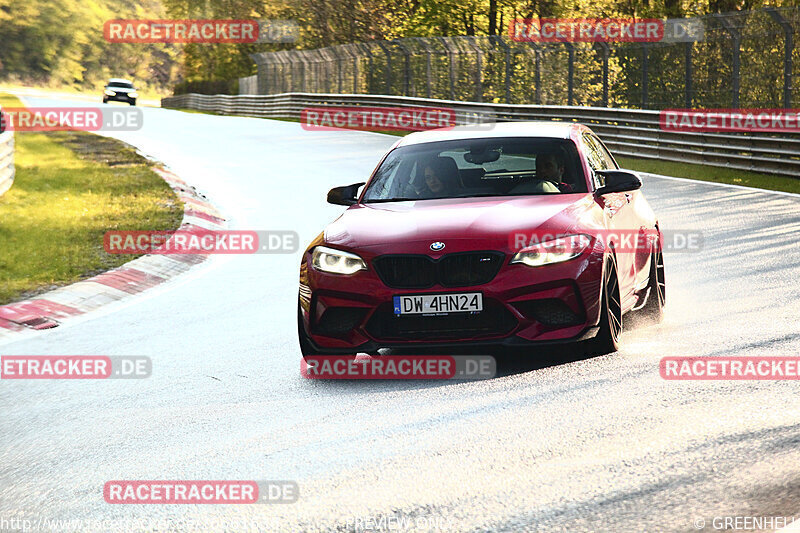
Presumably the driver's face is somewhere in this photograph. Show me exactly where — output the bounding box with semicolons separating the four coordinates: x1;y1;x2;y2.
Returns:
424;166;444;193
536;155;563;181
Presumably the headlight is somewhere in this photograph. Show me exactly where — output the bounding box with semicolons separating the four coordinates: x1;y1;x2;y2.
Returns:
129;92;138;98
104;89;116;96
311;246;367;275
511;234;590;267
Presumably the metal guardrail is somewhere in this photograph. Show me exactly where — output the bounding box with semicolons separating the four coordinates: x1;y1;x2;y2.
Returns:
161;92;800;178
0;129;15;197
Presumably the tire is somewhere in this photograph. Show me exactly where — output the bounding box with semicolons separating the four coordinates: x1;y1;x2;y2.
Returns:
585;254;622;356
640;248;665;322
102;97;108;103
129;99;136;106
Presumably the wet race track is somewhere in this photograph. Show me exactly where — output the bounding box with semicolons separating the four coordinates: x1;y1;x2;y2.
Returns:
2;96;800;532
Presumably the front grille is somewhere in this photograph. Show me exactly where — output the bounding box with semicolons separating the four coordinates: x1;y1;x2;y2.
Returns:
365;300;517;341
373;252;504;289
372;255;436;288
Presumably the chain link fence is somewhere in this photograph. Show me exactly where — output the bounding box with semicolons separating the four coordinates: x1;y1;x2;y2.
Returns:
243;7;800;109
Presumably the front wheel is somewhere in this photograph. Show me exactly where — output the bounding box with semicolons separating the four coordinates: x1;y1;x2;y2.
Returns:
584;254;622;356
129;99;136;106
640;248;665;322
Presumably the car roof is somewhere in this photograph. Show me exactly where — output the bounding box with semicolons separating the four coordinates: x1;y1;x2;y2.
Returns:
396;121;587;147
107;78;133;84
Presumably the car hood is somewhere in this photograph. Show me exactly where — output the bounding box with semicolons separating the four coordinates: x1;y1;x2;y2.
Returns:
106;87;135;93
324;194;599;253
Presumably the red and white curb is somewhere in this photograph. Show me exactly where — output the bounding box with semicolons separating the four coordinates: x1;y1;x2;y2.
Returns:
0;167;224;341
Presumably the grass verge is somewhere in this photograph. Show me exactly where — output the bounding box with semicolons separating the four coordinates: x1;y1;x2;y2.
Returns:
0;92;183;305
173;107;800;195
615;156;800;194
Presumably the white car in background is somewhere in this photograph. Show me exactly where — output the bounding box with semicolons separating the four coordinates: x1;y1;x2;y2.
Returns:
103;78;138;106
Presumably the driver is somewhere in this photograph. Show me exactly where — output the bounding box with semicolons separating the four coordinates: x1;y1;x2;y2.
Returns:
511;152;574;194
416;158;458;198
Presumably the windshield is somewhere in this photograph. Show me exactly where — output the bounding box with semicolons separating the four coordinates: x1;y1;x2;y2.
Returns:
107;81;134;88
362;137;587;203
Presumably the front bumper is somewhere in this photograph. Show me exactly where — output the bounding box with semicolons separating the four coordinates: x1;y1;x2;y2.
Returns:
299;248;606;352
104;93;135;103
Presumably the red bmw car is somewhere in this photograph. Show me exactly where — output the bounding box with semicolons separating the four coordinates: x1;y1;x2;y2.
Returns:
298;122;665;357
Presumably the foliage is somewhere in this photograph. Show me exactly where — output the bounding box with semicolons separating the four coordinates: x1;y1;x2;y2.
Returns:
0;0;793;92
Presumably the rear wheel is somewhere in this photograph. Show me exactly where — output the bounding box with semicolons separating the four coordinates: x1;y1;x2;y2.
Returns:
584;254;622;356
640;248;665;321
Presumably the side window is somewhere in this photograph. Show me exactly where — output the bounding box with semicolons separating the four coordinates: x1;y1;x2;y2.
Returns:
583;134;605;188
583;133;617;189
591;134;618;170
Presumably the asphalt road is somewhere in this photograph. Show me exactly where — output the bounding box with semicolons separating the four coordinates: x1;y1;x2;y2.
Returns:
1;95;800;533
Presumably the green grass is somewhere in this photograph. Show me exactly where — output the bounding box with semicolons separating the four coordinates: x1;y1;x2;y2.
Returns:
616;156;800;194
0;93;183;304
171;107;799;195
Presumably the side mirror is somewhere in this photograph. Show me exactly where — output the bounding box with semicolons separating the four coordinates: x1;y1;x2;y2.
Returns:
594;170;642;196
327;182;365;206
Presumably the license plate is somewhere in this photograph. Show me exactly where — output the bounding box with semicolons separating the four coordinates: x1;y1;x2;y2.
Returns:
393;293;483;316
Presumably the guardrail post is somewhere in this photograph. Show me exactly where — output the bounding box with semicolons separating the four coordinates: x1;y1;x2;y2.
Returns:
330;47;344;93
358;44;374;94
766;7;794;108
490;36;512;104
375;41;393;95
641;43;649;109
344;45;359;94
310;50;320;93
714;14;740;108
684;42;693;108
300;51;309;92
277;52;290;93
532;43;542;105
467;36;483;102
438;37;457;100
565;42;575;106
393;39;412;96
596;42;610;107
417;38;433;99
